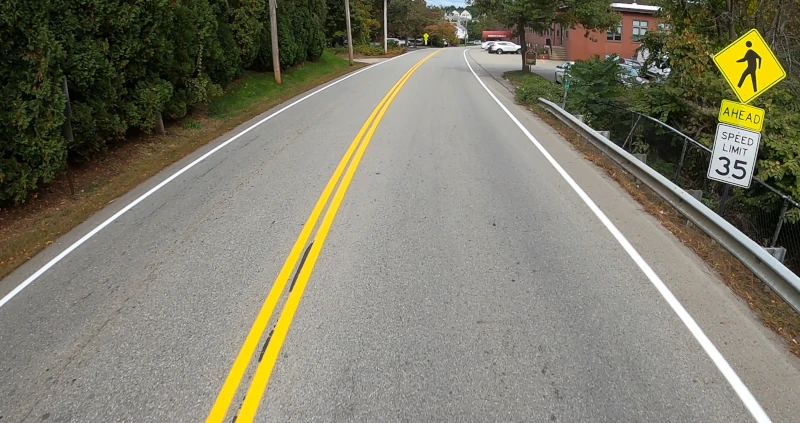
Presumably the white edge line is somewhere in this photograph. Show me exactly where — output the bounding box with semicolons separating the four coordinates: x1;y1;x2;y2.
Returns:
0;52;419;310
461;49;772;423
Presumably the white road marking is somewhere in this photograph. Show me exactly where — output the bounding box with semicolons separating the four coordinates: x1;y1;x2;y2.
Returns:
0;52;419;310
462;49;772;423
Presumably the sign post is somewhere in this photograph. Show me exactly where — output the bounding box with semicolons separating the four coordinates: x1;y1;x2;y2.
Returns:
423;33;429;46
707;28;786;191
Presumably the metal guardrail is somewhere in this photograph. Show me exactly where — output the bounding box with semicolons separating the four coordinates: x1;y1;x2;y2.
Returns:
538;97;800;314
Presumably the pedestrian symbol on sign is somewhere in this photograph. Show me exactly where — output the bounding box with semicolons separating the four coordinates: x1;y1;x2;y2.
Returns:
712;29;786;104
736;41;761;92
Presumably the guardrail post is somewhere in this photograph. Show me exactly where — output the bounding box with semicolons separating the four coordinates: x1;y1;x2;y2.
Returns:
673;137;689;183
686;190;703;228
770;199;790;248
765;247;787;263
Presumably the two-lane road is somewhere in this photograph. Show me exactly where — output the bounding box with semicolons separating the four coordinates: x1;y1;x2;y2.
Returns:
1;47;798;423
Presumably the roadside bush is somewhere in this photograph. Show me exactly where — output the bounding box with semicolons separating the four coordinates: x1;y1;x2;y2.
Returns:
560;57;635;143
0;0;327;204
0;0;67;204
429;35;445;48
514;73;563;105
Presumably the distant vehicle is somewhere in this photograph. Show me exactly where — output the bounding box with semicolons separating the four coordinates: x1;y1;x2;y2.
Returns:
472;40;482;45
481;41;496;50
620;64;645;86
386;37;406;46
489;41;521;54
622;59;642;70
554;61;575;84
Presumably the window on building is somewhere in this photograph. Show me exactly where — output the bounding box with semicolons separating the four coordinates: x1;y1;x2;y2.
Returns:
607;23;622;41
565;29;569;39
658;23;670;32
632;20;648;42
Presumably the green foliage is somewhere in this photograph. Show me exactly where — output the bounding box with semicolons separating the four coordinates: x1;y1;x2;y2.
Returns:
208;51;349;118
635;3;800;209
325;0;379;45
562;57;630;134
388;0;432;38
512;72;564;104
0;0;327;204
0;0;68;204
231;0;267;68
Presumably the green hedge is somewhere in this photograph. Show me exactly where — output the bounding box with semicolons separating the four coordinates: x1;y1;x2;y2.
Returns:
0;0;326;204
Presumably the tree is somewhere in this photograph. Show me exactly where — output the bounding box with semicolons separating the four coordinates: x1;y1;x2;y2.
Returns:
425;21;459;46
470;0;620;71
388;0;432;38
634;0;800;217
325;0;379;44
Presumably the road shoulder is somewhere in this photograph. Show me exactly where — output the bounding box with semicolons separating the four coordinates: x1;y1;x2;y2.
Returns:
465;51;800;422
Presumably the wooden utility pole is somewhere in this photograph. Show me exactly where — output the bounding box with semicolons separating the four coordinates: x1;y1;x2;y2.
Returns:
344;0;354;65
383;0;388;54
269;0;281;84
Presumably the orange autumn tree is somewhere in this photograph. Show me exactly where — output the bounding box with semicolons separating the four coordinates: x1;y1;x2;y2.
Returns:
424;21;459;46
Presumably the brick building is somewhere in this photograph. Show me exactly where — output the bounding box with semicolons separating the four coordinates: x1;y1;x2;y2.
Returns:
523;1;662;62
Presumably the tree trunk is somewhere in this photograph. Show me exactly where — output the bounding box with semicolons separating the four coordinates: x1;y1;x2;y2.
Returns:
519;15;527;72
725;0;736;40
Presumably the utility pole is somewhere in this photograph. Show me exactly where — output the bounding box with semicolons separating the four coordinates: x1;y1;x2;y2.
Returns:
383;0;388;54
269;0;281;84
344;0;354;65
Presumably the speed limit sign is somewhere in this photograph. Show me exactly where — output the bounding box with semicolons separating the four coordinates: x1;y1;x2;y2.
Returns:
707;123;761;188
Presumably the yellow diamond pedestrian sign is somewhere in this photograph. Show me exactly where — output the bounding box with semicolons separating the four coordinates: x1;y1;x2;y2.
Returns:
713;29;786;104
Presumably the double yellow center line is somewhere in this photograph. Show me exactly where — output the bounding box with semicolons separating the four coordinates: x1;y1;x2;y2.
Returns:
205;49;440;423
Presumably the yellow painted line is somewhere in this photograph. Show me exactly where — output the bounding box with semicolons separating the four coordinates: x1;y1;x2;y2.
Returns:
204;49;439;423
234;50;440;422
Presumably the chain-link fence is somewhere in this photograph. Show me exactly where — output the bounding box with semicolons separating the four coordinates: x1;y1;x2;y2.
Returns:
580;102;800;275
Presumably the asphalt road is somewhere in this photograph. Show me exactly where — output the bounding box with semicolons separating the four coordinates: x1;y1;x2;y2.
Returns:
1;47;799;423
466;46;564;81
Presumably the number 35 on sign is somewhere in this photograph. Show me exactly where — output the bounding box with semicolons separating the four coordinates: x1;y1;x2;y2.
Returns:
707;123;762;188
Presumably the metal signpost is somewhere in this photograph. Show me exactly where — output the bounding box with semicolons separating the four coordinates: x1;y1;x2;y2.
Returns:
708;29;786;189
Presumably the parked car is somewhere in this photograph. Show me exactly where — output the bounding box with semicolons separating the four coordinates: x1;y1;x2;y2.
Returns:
386;37;406;46
481;41;496;50
489;41;521;54
554;61;575;84
620;64;645;86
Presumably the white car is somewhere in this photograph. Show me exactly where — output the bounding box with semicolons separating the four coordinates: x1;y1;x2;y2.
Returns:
386;38;406;47
620;64;645;86
554;61;575;84
489;41;521;54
